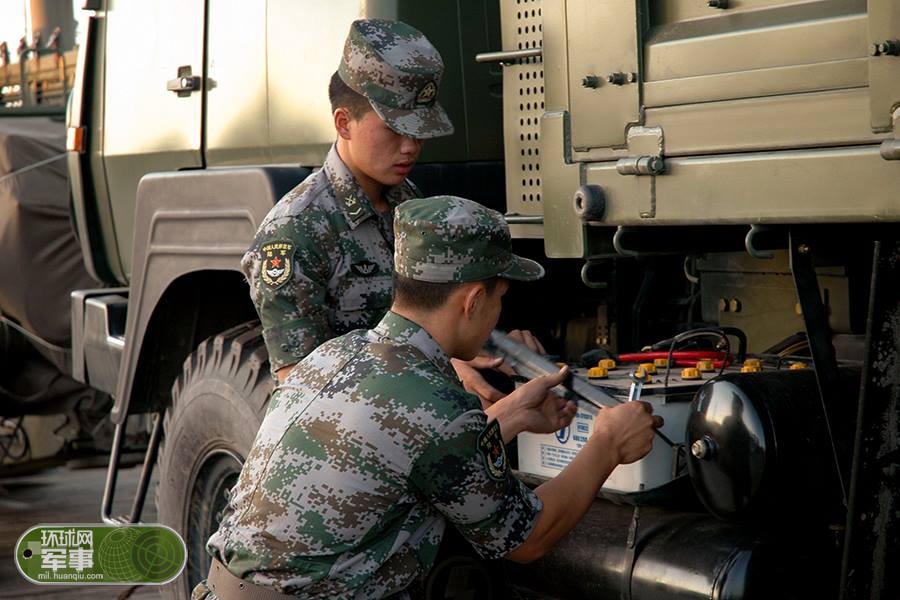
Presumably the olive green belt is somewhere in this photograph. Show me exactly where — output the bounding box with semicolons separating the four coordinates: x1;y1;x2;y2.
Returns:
207;558;296;600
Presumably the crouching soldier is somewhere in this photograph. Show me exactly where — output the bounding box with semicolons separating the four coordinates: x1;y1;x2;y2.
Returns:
194;196;662;599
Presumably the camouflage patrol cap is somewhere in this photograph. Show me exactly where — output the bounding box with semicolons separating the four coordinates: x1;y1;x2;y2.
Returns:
339;19;454;139
394;196;544;283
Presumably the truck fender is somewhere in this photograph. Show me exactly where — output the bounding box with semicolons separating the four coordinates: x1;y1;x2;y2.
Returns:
111;166;309;423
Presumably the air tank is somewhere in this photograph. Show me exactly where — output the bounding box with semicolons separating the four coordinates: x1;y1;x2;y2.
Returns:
685;370;853;520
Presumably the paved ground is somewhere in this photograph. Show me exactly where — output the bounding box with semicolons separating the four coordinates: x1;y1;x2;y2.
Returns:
0;464;161;599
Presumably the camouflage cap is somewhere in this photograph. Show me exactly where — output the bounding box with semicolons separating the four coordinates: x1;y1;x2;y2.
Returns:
394;196;544;283
339;19;454;140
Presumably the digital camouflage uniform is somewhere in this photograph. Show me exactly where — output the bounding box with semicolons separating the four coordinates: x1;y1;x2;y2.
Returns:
242;19;454;373
241;145;420;371
196;197;545;599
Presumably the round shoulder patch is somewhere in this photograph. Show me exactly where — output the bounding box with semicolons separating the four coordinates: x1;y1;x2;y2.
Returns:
477;419;508;482
259;241;295;289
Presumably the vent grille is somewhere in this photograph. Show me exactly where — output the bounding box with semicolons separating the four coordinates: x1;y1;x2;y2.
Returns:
503;0;545;215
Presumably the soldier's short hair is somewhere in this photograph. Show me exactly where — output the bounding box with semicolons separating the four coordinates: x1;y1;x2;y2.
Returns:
392;272;499;311
328;71;372;120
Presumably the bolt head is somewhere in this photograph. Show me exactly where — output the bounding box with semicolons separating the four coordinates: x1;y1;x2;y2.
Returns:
581;75;600;89
692;438;712;459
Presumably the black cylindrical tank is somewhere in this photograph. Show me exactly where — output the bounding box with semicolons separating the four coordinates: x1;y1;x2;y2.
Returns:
685;370;849;520
504;501;792;600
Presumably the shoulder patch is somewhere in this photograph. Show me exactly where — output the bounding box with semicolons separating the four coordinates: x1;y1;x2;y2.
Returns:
477;419;508;482
259;241;295;289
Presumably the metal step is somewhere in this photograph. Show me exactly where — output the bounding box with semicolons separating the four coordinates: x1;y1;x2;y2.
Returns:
71;288;128;395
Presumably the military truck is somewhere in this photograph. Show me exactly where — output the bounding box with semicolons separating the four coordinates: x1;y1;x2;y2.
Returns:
0;0;897;598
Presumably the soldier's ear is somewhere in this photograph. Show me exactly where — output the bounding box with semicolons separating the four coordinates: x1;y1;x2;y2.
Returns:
334;108;353;139
461;283;485;319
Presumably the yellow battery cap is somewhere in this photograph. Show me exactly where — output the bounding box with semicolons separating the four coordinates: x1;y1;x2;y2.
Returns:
598;358;617;370
789;362;807;370
587;366;609;379
696;359;715;372
743;358;762;369
653;358;670;368
633;367;652;382
681;367;702;380
741;364;761;373
639;362;657;375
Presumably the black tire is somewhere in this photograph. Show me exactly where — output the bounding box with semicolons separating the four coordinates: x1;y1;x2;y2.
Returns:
155;321;273;600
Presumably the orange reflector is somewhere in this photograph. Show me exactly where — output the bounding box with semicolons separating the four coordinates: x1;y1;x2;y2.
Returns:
67;126;86;153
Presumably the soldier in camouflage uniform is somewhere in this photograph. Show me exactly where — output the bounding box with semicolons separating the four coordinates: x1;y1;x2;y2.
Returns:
195;197;662;600
242;19;454;382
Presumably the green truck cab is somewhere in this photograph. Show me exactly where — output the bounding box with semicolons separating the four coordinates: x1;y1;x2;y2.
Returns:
0;0;897;598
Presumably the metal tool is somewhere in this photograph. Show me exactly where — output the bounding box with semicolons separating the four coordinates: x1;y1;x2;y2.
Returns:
627;371;645;403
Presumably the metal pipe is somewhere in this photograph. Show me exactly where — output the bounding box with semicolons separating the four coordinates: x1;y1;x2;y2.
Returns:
488;330;621;410
504;214;543;225
475;48;542;64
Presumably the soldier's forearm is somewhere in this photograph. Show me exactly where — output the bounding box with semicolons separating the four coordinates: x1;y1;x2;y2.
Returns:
483;399;526;444
506;431;618;563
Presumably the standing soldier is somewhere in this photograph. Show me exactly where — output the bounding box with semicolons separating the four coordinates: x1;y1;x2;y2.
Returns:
195;196;662;599
241;19;541;401
241;19;451;383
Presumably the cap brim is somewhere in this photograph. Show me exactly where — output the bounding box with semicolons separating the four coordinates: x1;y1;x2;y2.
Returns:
498;255;545;281
370;99;455;140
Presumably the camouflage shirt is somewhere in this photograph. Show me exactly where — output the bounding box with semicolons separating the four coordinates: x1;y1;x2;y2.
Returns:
204;311;542;599
241;144;421;372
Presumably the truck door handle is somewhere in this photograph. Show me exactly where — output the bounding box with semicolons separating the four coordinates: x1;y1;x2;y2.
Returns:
166;66;201;96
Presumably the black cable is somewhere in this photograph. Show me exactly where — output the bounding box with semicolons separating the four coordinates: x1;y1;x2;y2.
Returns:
663;328;732;388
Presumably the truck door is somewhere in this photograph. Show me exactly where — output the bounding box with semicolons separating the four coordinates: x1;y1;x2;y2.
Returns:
101;0;205;280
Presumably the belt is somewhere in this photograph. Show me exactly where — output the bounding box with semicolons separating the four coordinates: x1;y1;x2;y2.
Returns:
207;558;295;600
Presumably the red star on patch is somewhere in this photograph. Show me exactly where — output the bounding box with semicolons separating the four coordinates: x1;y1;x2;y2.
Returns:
270;256;282;268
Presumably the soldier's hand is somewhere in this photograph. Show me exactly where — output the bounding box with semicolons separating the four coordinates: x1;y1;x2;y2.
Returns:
592;401;663;465
508;366;577;435
453;332;548;409
452;355;506;408
507;329;546;353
